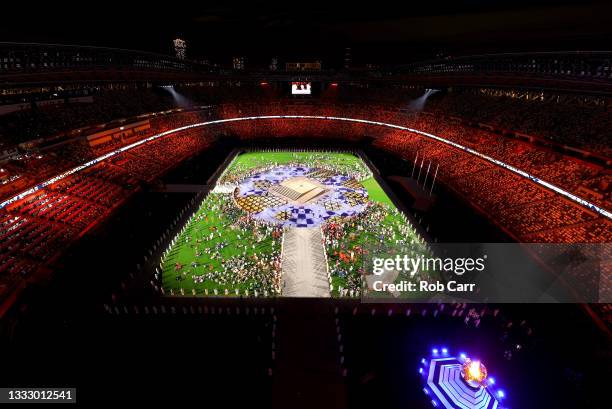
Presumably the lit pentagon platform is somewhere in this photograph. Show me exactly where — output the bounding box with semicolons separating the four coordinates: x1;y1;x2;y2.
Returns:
420;349;507;409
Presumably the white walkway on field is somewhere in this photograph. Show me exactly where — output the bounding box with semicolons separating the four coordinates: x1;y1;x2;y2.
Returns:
211;184;236;193
281;227;330;297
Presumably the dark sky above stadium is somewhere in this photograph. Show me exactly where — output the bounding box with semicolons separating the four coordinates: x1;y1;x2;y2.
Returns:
2;0;611;67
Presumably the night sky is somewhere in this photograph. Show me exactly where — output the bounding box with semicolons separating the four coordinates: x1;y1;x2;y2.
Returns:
2;0;611;67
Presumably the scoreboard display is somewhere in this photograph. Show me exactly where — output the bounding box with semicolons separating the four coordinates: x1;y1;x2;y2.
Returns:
291;81;311;95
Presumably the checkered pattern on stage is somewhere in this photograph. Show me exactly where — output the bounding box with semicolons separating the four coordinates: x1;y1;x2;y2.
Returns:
322;200;343;211
275;210;291;221
234;165;369;227
342;179;363;189
307;168;336;181
288;207;316;227
253;180;271;189
342;191;368;206
235;195;287;213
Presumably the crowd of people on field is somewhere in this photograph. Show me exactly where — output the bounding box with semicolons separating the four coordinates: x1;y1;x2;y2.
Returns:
164;193;282;296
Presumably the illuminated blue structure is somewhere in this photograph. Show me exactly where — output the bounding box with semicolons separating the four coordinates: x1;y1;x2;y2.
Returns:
419;349;506;409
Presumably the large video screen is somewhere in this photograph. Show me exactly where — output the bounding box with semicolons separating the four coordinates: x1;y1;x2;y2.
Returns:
291;81;311;95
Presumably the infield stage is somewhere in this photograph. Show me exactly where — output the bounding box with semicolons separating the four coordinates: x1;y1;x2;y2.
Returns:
160;150;422;298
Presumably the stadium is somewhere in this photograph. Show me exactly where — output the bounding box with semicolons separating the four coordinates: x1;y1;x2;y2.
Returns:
0;2;610;407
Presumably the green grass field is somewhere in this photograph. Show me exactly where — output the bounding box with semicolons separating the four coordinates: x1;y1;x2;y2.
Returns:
361;177;394;206
161;150;425;297
161;193;282;296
